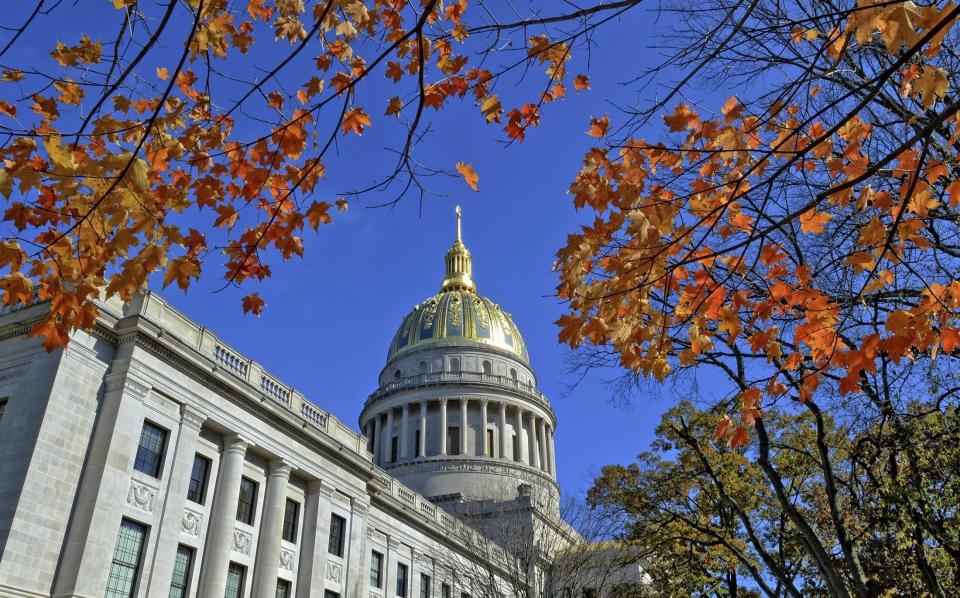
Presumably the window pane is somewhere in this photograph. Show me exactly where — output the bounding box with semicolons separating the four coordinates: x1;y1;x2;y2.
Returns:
105;519;147;598
397;563;408;597
225;563;245;598
275;579;291;598
442;583;451;598
0;399;7;426
420;574;431;598
236;477;257;525
168;545;193;598
328;514;345;556
133;422;167;478
282;499;299;543
187;454;210;504
370;551;383;588
324;592;340;598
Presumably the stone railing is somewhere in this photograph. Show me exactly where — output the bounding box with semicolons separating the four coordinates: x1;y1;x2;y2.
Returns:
116;292;369;458
368;371;550;410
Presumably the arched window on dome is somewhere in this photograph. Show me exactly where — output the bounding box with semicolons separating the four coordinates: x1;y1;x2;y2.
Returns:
449;358;460;373
394;369;402;380
509;368;517;381
481;360;492;375
419;361;427;373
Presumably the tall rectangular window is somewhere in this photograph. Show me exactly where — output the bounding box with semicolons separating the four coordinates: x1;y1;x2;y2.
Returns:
324;592;340;598
370;550;384;588
168;544;193;598
105;519;147;598
396;563;409;597
275;579;291;598
420;573;431;598
447;427;460;455
414;430;421;456
186;454;210;504
282;498;299;543
390;436;398;462
512;435;519;461
485;430;494;457
236;477;258;525
0;398;7;426
328;513;346;556
225;563;245;598
133;421;167;478
441;583;451;598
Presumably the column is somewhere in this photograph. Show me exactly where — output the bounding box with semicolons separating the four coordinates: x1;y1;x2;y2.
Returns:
547;425;557;475
537;419;547;472
372;415;381;463
400;403;410;460
296;481;334;597
516;407;528;464
530;416;540;469
459;398;468;456
480;399;489;457
345;497;371;596
251;459;292;596
145;405;207;595
439;399;448;456
499;402;508;460
383;408;394;463
197;434;251;597
418;401;427;457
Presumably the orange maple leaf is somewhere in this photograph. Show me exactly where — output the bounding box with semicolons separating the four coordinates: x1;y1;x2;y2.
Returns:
242;293;265;315
455;162;479;192
587;115;609;138
341;108;371;135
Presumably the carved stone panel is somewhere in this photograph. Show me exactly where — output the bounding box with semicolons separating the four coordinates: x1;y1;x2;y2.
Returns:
181;509;202;536
326;561;343;584
279;548;295;571
126;481;157;513
233;529;252;556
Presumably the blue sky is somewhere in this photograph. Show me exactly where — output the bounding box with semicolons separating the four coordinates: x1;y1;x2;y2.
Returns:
5;2;734;499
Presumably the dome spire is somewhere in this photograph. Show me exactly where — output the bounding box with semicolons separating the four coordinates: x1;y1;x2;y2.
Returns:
440;204;476;293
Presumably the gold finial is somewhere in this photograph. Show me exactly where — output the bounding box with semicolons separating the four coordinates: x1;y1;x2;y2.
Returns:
456;204;462;242
440;204;475;293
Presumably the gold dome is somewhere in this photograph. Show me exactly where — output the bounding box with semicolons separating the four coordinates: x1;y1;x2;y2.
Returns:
386;206;529;365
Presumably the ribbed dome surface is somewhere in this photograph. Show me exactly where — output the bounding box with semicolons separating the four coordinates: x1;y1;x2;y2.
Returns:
388;290;529;364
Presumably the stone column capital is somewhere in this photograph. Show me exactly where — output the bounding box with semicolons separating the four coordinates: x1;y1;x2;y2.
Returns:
267;459;292;479
223;433;252;455
439;397;448;405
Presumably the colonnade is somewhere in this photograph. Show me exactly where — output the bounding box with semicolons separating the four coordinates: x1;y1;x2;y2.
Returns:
364;398;557;476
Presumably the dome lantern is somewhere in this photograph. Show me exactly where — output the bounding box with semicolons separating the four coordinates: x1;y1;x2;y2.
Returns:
440;205;476;293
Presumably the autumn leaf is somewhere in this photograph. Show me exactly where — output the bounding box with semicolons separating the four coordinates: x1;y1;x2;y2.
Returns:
54;79;84;105
242;293;266;315
587;115;609;138
573;74;590;92
306;201;331;229
456;162;479;191
799;208;831;234
385;96;403;117
341;108;371;135
156;67;170;80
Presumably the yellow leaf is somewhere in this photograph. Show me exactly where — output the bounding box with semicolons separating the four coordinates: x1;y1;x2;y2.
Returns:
799;208;831;234
157;67;170;80
480;95;502;123
54;79;84;105
43;135;76;172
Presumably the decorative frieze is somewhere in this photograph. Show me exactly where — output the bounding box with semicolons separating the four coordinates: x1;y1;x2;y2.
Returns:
126;480;157;513
280;548;296;571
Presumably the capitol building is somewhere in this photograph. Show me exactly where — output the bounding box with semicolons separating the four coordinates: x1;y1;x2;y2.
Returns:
0;211;643;598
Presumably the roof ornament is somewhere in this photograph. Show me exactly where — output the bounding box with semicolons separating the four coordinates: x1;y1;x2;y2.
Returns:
440;204;476;293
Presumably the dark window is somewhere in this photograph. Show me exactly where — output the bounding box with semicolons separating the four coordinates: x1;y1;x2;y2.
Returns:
236;477;258;525
105;519;147;598
447;427;460;455
225;563;245;598
481;360;491;374
512;435;519;461
0;398;7;426
168;544;193;598
582;589;598;598
328;513;346;556
133;421;167;478
370;550;384;588
509;368;517;380
186;454;210;504
282;499;299;543
461;593;471;598
449;358;460;372
420;573;431;598
442;583;452;598
275;579;291;598
397;563;409;597
414;430;421;457
390;436;398;463
324;592;340;598
486;429;494;457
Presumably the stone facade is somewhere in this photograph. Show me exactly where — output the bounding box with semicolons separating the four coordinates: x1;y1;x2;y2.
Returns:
0;293;521;598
